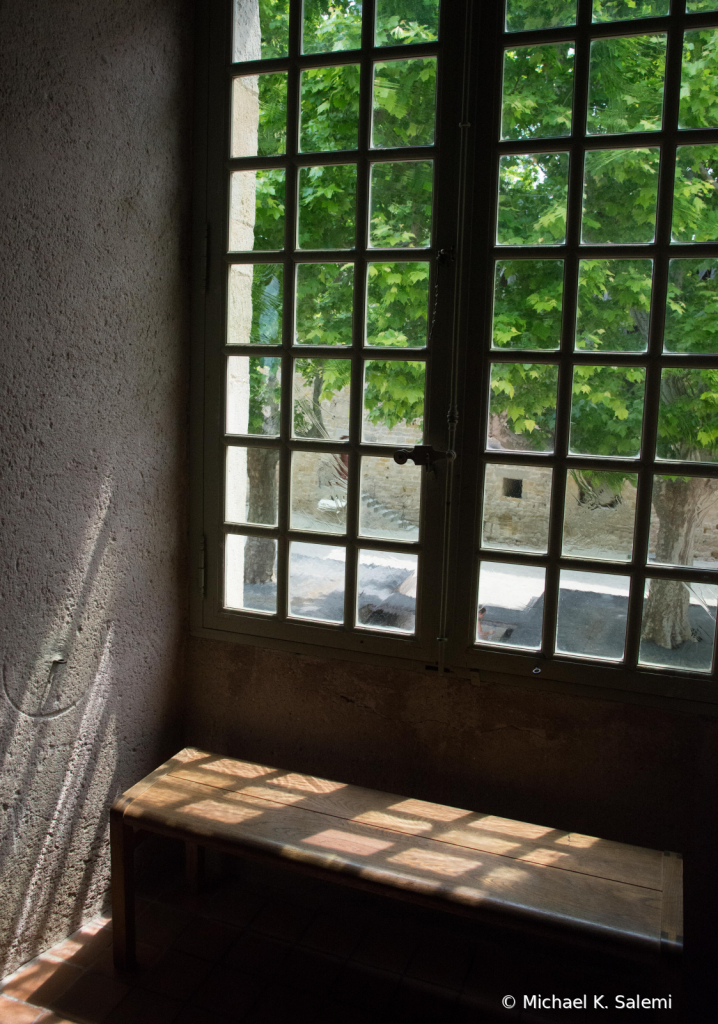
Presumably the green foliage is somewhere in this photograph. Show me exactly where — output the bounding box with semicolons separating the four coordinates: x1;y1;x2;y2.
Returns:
489;363;558;450
370;161;434;248
582;148;660;244
498;154;569;244
364;360;425;431
657;369;718;461
501;43;574;140
570;365;646;457
664;260;718;354
493;260;563;350
256;73;288;155
367;262;429;347
587;34;666;135
504;0;576;33
591;0;668;21
295;263;354;346
679;30;718;130
375;0;439;46
373;58;436;148
576;260;652;352
247;264;283;345
248;357;281;436
256;0;290;59
302;0;363;54
672;146;718;243
300;64;360;152
298;164;358;249
252;169;286;251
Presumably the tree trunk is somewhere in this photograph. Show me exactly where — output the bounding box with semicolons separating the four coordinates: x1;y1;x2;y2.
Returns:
641;476;713;648
244;447;279;584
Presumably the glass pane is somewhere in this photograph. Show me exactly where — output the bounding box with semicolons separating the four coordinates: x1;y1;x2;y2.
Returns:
488;363;559;454
639;579;717;673
679;30;718;131
570;365;646;458
375;0;439;46
231;73;287;158
656;368;718;465
686;0;718;12
225;533;277;614
289;542;346;622
582;149;659;244
673;146;718;243
369;162;434;248
575;259;652;353
291;451;348;534
362;360;425;444
227;264;283;346
664;259;718;354
649;476;718;569
226;446;280;527
298;165;357;250
366;262;430;348
481;464;553;554
372;58;437;149
293;358;351;440
296;263;354;347
505;0;575;32
501;44;574;142
233;0;289;62
226;356;281;436
357;550;418;632
562;471;637;561
300;65;360;153
587;35;666;135
497;153;569;246
476;562;545;650
229;169;285;252
592;0;669;21
360;457;421;541
492;260;563;350
303;0;362;54
556;570;629;661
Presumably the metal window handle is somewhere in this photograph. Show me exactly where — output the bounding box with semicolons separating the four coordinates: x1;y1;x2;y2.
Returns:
393;445;456;468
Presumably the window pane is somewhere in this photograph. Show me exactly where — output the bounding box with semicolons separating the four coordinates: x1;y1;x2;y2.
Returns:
293;358;351;440
488;363;559;454
225;533;277;614
298;165;357;250
569;365;646;458
233;0;289;62
656;368;718;465
366;261;430;348
295;263;354;347
556;570;629;661
369;161;434;248
226;356;281;436
581;149;659;245
592;0;669;22
227;264;283;346
492;260;563;350
231;73;287;158
497;153;569;246
289;542;346;622
672;146;718;243
229;169;286;252
679;30;718;130
686;0;718;12
300;65;360;153
357;550;418;633
639;579;717;673
291;451;348;534
587;35;666;136
476;562;545;650
372;58;437;149
575;259;652;353
562;471;637;561
302;0;362;54
375;0;439;46
226;446;280;526
505;0;575;32
360;456;421;541
481;464;553;554
664;259;718;354
649;475;718;569
362;360;425;444
501;44;574;141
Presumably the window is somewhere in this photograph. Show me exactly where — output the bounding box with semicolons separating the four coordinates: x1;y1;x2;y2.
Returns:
193;0;718;701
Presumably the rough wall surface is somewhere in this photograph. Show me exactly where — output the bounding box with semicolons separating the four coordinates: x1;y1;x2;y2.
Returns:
0;0;192;975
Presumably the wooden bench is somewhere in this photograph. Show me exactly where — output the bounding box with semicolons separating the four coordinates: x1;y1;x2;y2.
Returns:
110;747;683;970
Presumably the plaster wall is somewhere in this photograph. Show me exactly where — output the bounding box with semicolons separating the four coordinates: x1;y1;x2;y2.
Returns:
0;0;192;975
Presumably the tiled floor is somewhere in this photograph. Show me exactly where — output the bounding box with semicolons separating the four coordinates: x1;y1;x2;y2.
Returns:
0;847;681;1024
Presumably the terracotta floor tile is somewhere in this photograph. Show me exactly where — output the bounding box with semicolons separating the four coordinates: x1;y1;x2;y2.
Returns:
104;988;182;1024
280;947;342;995
1;958;84;1007
190;964;264;1017
404;932;475;991
242;985;318;1024
221;931;291;980
46;921;113;969
49;970;128;1023
393;979;458;1023
300;912;365;958
134;950;213;1001
170;915;241;962
0;994;44;1023
92;941;164;979
135;904;190;949
331;962;400;1012
350;923;422;974
34;1014;81;1024
249;902;312;944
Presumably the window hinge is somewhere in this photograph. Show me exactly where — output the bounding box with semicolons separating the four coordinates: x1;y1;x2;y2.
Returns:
198;535;207;596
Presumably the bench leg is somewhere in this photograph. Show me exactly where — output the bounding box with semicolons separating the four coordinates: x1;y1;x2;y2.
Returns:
111;809;136;970
185;840;205;892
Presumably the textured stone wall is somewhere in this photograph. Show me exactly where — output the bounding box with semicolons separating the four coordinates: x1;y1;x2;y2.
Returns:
0;0;192;976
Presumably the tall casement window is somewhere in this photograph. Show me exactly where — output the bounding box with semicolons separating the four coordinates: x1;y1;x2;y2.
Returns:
193;0;718;702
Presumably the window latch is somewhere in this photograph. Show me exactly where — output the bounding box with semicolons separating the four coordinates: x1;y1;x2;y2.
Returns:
393;445;456;469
